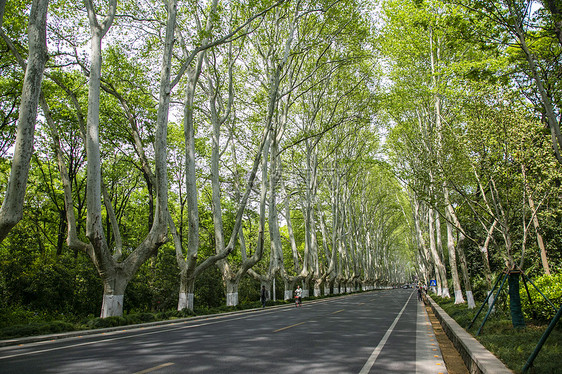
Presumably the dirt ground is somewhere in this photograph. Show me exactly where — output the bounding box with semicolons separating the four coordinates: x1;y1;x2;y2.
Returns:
425;302;470;374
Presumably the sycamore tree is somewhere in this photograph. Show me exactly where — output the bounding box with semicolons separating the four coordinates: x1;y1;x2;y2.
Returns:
0;0;49;242
26;0;177;317
164;0;292;309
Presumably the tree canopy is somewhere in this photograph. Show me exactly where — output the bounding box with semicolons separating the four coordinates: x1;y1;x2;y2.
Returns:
0;0;560;321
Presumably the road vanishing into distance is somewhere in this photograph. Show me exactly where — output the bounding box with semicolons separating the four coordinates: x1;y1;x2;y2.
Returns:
0;289;447;373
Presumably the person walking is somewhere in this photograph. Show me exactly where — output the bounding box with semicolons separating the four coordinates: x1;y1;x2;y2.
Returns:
295;285;303;307
261;285;268;308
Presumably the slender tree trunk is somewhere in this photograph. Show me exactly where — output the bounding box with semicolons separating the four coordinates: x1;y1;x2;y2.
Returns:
428;208;442;295
0;0;49;243
528;195;550;274
444;184;475;308
446;211;463;304
434;210;450;298
522;165;551;275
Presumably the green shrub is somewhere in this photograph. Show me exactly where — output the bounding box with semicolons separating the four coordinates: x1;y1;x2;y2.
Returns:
47;321;75;334
0;307;39;328
156;309;196;319
137;312;157;323
87;316;126;329
520;273;562;323
0;321;75;339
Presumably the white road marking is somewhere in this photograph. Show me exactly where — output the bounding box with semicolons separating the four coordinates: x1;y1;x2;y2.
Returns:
359;292;413;374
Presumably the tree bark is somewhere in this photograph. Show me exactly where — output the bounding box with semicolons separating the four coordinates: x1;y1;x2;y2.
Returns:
446;211;463;304
521;164;551;275
0;0;49;243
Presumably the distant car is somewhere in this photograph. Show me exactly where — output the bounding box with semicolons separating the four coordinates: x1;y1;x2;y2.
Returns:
402;284;409;289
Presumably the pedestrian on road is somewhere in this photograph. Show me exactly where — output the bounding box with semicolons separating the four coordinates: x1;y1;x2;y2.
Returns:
417;286;423;302
261;285;268;308
295;285;303;307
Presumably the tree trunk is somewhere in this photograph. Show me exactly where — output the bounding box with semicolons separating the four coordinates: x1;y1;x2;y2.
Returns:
428;208;442;295
177;268;195;311
446;214;463;304
508;271;526;329
225;278;240;307
100;269;129;318
434;211;450;298
0;0;49;243
522;164;551;275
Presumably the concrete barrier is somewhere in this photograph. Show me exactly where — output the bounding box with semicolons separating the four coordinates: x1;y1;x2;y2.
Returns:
426;295;513;374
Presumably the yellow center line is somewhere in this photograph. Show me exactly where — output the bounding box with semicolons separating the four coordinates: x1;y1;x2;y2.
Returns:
273;321;306;333
332;309;345;314
133;362;174;374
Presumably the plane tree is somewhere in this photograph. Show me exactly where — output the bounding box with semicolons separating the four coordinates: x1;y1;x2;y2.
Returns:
0;0;49;243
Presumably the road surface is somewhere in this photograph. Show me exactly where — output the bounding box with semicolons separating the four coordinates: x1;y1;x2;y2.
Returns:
0;289;447;373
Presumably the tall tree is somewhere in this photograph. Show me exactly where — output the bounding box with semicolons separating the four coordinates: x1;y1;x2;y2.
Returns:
0;0;49;242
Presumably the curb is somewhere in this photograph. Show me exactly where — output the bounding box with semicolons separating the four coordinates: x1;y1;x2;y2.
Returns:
0;312;229;348
0;294;346;348
0;304;292;348
426;294;513;374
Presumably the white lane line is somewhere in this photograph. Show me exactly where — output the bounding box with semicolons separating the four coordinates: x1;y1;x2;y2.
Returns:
359;292;413;374
133;362;174;374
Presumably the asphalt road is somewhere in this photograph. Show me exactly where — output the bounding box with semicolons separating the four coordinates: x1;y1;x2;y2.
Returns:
0;289;446;373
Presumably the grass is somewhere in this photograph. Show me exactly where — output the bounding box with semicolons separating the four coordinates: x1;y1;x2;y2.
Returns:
432;295;562;374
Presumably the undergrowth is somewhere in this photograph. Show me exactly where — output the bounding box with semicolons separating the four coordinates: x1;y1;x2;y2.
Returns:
433;295;562;374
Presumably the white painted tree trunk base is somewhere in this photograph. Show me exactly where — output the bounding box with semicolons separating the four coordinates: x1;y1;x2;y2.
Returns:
454;289;465;304
302;289;309;298
334;287;339;294
226;292;238;306
442;287;450;298
313;287;321;297
466;291;476;309
101;294;124;318
324;287;330;295
284;290;292;300
178;292;194;310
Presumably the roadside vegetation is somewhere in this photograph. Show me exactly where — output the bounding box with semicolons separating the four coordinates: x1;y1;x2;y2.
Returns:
432;274;562;374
